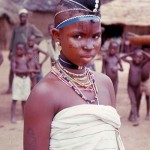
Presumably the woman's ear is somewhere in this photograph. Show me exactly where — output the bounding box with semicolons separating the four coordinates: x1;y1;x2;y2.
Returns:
51;28;60;43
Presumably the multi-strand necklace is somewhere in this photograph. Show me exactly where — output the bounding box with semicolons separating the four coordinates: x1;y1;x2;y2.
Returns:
58;61;92;88
51;62;99;105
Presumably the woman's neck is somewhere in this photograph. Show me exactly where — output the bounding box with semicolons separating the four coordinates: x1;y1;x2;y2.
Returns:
59;54;85;73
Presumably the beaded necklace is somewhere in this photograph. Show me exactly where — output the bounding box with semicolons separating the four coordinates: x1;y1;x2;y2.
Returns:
57;62;92;88
58;61;86;77
51;64;99;105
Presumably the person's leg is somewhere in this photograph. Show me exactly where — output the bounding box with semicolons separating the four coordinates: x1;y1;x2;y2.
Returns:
5;68;14;94
145;95;150;120
137;93;142;117
137;85;142;118
21;101;26;119
11;100;17;123
31;76;37;89
36;71;43;82
127;85;139;126
113;79;118;96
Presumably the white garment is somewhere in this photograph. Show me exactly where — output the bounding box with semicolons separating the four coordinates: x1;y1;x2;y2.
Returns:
50;104;125;150
47;39;60;62
12;75;31;101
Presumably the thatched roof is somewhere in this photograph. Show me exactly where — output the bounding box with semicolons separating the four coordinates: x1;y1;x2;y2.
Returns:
101;0;150;26
23;0;59;12
22;0;113;12
0;0;20;24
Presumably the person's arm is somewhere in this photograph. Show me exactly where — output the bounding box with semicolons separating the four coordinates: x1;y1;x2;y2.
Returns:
37;48;49;66
116;55;123;71
31;24;43;44
24;80;55;150
12;58;17;73
33;62;41;73
120;52;133;63
47;39;58;62
141;51;150;66
0;51;3;65
8;28;16;60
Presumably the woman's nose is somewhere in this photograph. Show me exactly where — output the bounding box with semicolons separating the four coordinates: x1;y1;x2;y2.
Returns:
83;39;94;50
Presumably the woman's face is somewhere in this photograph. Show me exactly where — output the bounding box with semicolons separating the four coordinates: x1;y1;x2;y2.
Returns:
55;20;101;66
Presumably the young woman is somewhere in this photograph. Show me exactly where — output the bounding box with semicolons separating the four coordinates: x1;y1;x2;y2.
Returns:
24;0;125;149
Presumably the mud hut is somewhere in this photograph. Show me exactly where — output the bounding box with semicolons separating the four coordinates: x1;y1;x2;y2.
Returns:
0;0;20;50
22;0;59;37
101;0;150;36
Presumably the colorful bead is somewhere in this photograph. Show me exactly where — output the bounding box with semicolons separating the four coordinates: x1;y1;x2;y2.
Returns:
51;64;99;105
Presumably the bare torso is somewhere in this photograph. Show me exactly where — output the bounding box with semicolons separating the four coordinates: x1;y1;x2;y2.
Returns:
14;56;28;76
128;62;142;87
103;55;119;80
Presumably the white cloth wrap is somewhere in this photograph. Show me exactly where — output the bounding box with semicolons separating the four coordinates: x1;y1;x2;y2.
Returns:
12;75;31;101
50;104;125;150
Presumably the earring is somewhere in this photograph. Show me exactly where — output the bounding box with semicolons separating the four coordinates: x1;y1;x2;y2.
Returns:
56;41;62;51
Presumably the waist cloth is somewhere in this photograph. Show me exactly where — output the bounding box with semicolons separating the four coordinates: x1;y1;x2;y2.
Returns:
12;75;31;101
49;104;125;150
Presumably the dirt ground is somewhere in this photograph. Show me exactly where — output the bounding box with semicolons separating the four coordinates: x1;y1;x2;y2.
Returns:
0;51;150;150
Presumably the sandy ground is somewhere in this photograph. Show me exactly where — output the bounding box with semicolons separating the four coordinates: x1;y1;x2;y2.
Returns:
0;51;150;150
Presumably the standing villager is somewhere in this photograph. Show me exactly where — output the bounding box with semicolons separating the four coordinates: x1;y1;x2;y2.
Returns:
11;43;31;123
5;8;43;94
102;41;123;95
24;1;125;150
121;50;150;126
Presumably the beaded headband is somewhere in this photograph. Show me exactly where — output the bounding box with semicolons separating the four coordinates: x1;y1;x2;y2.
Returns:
65;0;100;13
54;8;92;18
56;15;101;29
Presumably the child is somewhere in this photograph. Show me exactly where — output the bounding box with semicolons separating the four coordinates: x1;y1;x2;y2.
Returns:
102;41;123;94
27;49;41;89
11;43;31;123
24;1;125;150
0;50;3;66
27;35;49;82
121;50;150;126
139;46;150;120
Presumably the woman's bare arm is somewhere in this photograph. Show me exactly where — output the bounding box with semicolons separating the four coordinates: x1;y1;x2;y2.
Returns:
24;80;55;150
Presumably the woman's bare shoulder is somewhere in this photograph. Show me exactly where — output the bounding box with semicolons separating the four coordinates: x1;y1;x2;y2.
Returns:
26;72;59;111
93;71;116;107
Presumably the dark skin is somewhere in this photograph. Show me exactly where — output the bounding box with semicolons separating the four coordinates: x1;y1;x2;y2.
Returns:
102;42;123;94
27;36;49;67
12;44;29;77
11;44;29;123
24;20;116;150
8;14;28;60
139;49;150;119
6;14;28;94
0;50;3;66
27;49;41;89
121;51;150;123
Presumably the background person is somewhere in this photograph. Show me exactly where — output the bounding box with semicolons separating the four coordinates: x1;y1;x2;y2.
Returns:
5;8;43;94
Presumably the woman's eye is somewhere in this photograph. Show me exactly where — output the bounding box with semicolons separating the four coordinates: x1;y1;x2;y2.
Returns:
73;35;82;39
93;35;101;39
